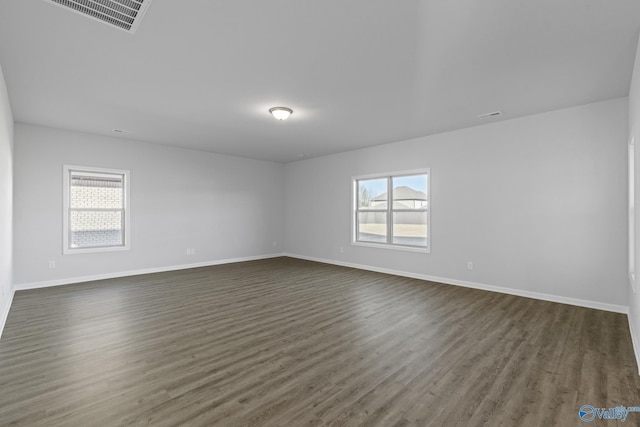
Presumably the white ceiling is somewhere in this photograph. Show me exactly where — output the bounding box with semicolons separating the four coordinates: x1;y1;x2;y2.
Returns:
0;0;639;163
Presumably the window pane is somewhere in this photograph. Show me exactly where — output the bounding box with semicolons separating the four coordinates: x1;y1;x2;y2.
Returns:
358;178;387;209
357;212;387;243
70;173;123;209
392;174;427;209
70;210;123;248
392;211;427;246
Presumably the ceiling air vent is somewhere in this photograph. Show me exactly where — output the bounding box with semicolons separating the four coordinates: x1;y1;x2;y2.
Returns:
45;0;153;34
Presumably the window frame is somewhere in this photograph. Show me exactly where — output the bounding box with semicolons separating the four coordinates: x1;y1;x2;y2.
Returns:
62;165;131;255
352;169;430;253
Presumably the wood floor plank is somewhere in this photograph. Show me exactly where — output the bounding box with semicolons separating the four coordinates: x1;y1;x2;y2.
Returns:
0;257;637;426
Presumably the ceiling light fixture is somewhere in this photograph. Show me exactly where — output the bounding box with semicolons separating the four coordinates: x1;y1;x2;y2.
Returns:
269;107;293;120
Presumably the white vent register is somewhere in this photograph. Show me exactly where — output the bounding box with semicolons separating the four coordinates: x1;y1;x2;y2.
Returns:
45;0;153;33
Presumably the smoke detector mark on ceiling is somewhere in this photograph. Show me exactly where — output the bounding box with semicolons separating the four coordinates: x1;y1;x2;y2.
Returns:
45;0;153;34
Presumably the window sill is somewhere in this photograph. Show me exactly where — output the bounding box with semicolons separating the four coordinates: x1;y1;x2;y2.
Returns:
63;245;130;255
351;241;430;253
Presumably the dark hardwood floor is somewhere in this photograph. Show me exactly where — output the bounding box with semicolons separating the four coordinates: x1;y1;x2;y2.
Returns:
0;257;637;426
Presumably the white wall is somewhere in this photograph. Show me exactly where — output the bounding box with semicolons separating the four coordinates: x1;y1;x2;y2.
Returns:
629;33;640;370
0;65;14;333
285;98;628;309
13;123;284;286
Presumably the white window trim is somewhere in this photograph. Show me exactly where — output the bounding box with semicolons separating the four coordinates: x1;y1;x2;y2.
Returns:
352;168;430;253
63;165;131;255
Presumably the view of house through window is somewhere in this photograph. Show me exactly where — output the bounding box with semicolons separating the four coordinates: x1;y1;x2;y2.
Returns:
63;166;129;253
354;171;429;250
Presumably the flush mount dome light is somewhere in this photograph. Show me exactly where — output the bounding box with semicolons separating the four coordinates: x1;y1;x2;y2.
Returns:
269;107;293;120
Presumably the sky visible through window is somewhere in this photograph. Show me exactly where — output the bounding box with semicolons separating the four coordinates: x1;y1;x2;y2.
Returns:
360;174;428;200
393;175;427;194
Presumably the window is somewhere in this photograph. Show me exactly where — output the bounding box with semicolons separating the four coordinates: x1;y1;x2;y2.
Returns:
63;165;130;254
353;170;429;252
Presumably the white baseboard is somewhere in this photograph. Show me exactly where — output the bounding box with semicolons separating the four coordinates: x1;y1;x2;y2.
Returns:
284;253;629;314
13;253;284;291
0;286;15;340
629;315;640;375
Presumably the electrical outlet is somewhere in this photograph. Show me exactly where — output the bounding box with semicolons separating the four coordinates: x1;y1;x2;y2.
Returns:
273;241;277;247
467;261;473;270
186;248;196;256
339;246;344;253
48;260;56;269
